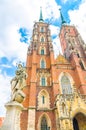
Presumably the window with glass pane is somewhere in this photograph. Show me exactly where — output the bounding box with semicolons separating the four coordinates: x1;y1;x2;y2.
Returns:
41;27;44;32
61;75;72;94
41;49;44;55
42;96;45;104
41;60;45;68
41;37;44;42
41;117;47;130
41;77;46;86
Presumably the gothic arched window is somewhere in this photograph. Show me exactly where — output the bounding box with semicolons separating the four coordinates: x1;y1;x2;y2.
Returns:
61;75;72;94
41;116;48;130
42;96;45;104
41;77;46;86
41;37;44;42
38;90;50;109
41;49;44;55
40;59;46;68
40;27;44;32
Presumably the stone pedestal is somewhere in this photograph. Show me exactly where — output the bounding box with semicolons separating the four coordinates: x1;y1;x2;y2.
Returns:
0;101;23;130
27;108;36;130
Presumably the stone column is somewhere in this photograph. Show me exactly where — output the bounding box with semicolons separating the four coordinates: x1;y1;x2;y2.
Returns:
27;108;36;130
0;101;23;130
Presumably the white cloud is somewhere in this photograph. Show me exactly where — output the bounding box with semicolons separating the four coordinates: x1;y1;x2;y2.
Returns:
61;0;77;3
49;25;61;57
0;64;12;68
53;37;62;58
61;0;68;3
50;25;60;36
0;73;11;116
68;0;86;43
43;0;60;20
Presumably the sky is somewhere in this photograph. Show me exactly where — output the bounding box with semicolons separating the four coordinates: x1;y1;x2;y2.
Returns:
0;0;86;116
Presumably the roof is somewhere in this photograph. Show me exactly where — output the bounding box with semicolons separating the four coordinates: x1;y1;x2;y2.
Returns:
56;54;70;64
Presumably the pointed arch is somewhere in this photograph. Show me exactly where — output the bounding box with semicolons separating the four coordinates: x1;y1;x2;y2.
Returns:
59;72;74;94
41;48;44;55
61;75;72;94
38;113;51;130
73;112;86;130
72;108;86;118
73;118;79;130
38;89;50;109
41;116;47;130
40;47;46;55
40;36;45;42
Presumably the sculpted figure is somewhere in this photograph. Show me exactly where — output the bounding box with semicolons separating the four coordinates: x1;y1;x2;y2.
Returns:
10;63;27;101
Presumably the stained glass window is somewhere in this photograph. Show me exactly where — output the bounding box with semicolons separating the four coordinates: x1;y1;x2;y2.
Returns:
61;75;72;94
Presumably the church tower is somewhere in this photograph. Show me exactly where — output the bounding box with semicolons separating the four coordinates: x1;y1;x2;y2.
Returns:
21;8;86;130
0;8;86;130
22;7;57;130
59;10;86;94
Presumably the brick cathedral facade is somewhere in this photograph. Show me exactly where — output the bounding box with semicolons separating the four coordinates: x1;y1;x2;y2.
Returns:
1;9;86;130
20;10;86;130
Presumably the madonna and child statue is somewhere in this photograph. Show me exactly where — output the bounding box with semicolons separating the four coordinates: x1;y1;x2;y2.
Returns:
10;63;28;103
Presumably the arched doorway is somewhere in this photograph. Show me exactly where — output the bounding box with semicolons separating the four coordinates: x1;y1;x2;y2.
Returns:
41;116;47;130
73;118;79;130
73;113;86;130
40;116;50;130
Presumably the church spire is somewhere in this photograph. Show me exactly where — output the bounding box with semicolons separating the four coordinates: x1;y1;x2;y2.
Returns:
59;9;66;25
39;7;44;22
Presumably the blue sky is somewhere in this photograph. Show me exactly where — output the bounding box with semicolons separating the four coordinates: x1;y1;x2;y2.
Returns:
0;0;86;116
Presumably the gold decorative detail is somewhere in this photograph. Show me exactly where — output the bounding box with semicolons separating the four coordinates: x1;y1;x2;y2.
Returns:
56;54;69;64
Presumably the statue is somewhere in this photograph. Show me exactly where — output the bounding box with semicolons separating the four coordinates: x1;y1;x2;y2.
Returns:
60;95;69;117
10;63;28;102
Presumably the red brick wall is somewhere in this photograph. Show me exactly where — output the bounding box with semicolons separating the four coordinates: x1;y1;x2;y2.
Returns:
21;22;86;130
20;110;28;130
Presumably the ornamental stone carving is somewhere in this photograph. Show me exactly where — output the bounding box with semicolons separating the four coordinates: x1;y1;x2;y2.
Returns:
10;63;28;103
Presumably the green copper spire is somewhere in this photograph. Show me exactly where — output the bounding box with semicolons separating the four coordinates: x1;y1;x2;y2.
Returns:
59;9;66;25
39;7;44;22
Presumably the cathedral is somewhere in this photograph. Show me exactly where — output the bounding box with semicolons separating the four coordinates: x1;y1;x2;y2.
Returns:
0;8;86;130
